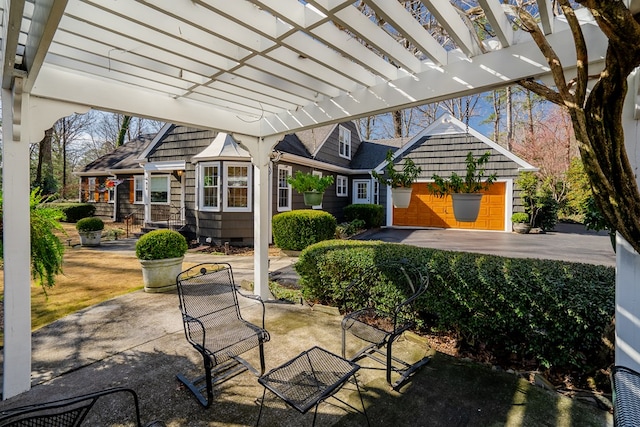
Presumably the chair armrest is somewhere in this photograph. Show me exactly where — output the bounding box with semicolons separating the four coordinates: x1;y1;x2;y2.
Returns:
182;314;207;349
236;290;267;329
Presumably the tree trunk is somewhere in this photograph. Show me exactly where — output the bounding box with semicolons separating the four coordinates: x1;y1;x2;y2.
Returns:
392;110;402;138
35;128;55;194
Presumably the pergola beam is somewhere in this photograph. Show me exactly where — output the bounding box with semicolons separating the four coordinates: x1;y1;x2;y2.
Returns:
262;22;608;135
1;0;25;89
23;0;67;92
536;0;555;35
421;0;483;57
478;0;514;47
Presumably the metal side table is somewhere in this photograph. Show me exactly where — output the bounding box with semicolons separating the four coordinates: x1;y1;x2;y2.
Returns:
256;346;369;426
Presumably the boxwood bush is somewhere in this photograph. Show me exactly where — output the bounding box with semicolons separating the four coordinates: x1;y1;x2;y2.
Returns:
135;229;188;260
76;217;104;232
272;210;337;251
295;240;615;371
343;204;384;228
47;203;96;222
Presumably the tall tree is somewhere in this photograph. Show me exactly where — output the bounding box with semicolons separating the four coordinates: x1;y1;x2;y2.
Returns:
514;1;640;254
52;113;91;199
34;128;56;195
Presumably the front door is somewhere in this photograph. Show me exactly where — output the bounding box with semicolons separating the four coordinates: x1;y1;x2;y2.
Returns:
352;180;371;204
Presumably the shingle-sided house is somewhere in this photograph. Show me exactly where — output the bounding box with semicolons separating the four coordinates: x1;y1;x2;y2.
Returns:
75;134;154;220
77;113;537;244
77;120;389;245
375;113;537;231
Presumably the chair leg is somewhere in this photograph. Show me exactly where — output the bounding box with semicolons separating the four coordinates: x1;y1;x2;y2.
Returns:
203;355;214;407
342;328;347;359
259;342;266;376
355;376;371;427
176;354;214;408
386;336;394;386
256;388;267;426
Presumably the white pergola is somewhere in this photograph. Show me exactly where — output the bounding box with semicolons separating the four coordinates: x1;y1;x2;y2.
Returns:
1;0;637;400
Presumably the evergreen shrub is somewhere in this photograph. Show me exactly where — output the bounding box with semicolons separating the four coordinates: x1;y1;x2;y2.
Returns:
343;204;384;228
48;203;96;222
295;240;615;370
135;229;188;260
75;217;105;232
272;210;337;251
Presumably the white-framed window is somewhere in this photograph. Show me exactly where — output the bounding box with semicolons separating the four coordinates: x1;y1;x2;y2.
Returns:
134;176;144;204
339;125;351;160
199;162;221;211
224;162;251;212
107;186;115;204
277;165;292;211
336;175;348;197
88;177;96;203
149;175;170;204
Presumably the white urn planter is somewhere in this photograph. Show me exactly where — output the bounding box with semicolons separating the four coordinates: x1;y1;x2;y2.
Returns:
451;193;483;222
140;256;184;293
78;230;102;247
392;187;413;209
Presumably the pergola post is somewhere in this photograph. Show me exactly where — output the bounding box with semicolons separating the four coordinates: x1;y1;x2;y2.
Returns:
2;78;33;399
235;134;281;300
1;83;88;398
615;68;640;371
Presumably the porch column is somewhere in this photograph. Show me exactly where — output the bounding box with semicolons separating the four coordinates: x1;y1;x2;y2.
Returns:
1;82;87;398
234;134;281;300
2;79;32;399
616;68;640;371
143;168;151;224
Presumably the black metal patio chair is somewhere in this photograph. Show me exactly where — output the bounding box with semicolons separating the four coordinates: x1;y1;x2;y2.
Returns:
341;260;430;389
0;387;164;427
611;365;640;427
176;262;270;407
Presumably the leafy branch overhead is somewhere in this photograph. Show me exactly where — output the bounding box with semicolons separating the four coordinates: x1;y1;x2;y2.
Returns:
372;150;422;188
429;151;497;197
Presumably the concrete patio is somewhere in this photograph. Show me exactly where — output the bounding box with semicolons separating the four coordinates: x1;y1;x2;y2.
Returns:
0;227;615;426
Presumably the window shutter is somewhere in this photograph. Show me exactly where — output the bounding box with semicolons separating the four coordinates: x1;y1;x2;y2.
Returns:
129;178;134;204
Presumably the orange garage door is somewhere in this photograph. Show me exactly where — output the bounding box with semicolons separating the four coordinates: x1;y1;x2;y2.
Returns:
393;182;506;231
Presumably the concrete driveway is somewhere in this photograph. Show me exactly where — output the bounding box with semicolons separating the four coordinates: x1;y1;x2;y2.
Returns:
357;223;616;266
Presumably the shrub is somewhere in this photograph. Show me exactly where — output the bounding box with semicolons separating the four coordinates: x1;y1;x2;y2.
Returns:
272;210;337;251
135;229;188;260
511;212;529;224
336;219;366;239
343;204;384;228
48;203;96;222
76;217;105;232
295;240;615;371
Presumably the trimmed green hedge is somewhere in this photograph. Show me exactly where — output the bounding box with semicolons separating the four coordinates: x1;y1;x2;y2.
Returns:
135;229;188;260
295;240;615;370
343;204;384;228
76;217;104;232
47;203;96;222
272;210;337;251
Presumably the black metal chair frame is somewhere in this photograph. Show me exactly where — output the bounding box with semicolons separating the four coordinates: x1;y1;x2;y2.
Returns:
0;387;160;427
341;261;430;389
176;262;270;407
611;365;640;427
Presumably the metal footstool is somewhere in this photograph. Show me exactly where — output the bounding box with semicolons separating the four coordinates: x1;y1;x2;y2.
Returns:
256;346;369;426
